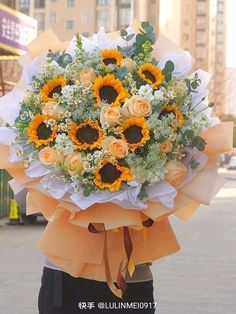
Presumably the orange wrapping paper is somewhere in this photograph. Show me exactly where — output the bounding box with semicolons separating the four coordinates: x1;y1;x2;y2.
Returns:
37;210;180;282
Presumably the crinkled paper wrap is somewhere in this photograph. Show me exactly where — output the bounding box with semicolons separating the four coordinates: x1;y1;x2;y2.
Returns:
0;20;233;294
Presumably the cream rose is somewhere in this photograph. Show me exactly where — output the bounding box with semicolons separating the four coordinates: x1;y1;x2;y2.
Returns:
108;139;129;159
42;101;63;120
64;152;83;175
121;58;136;72
100;105;122;128
165;160;188;186
124;96;152;117
39;147;63;166
160;141;173;153
79;68;97;85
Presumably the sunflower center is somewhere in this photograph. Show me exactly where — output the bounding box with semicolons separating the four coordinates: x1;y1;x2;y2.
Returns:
49;85;62;98
37;122;53;140
76;125;99;144
103;58;117;65
99;163;122;184
143;71;156;83
123;125;143;144
159;110;175;119
99;86;118;104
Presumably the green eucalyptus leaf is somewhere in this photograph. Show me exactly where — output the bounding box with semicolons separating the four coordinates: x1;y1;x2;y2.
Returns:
192;136;207;151
164;60;174;72
185;129;194;139
83;186;92;197
138;188;148;200
162;60;174;82
141;21;153;34
120;29;128;37
190;159;200;169
126;33;135;42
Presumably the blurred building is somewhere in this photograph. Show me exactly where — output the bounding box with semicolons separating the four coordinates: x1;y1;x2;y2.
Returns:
160;0;227;115
0;2;37;94
1;0;16;8
225;68;236;115
13;0;159;40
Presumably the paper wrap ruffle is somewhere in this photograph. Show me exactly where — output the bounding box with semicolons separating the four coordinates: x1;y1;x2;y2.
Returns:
0;20;233;297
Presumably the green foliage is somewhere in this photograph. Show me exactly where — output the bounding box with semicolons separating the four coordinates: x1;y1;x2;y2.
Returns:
192;136;207;151
119;21;155;61
181;131;206;152
118;30;136;57
162;60;175;82
83;185;93;197
115;66;128;80
75;33;84;52
185;73;201;94
47;50;73;68
138;182;149;200
190;159;200;169
184;129;194;140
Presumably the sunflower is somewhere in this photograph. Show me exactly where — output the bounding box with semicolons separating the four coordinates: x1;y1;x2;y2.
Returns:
159;105;184;129
101;49;123;66
94;159;131;191
68;121;102;150
93;74;129;107
120;117;150;152
137;63;164;89
27;114;56;147
40;77;67;101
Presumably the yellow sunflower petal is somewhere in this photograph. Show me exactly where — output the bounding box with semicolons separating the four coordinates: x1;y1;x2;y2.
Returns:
94;159;132;191
160;105;184;129
93;74;129;107
137;63;164;89
27;114;56;147
120;117;150;152
40;77;67;101
101;49;123;66
68;121;102;150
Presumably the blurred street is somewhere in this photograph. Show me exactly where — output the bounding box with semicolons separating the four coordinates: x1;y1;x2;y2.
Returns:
0;170;236;314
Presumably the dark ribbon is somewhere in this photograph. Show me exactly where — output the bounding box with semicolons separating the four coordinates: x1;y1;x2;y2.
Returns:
116;226;134;295
123;226;133;263
142;218;154;228
88;222;101;233
88;222;124;298
87;220;154;298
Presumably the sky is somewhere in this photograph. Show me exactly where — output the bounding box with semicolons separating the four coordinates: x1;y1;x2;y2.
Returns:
226;0;236;67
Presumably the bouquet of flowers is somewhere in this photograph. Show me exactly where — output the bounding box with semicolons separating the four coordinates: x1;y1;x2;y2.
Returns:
0;21;233;297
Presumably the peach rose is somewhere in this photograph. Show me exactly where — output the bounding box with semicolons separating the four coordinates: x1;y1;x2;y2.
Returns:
124;96;152;117
100;105;122;128
39;147;63;166
121;58;136;72
79;68;97;85
64;152;83;175
108;139;129;159
165;160;188;186
42;101;62;120
160;141;173;153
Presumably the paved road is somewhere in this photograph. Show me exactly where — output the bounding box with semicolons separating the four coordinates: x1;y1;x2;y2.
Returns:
152;169;236;314
0;170;236;314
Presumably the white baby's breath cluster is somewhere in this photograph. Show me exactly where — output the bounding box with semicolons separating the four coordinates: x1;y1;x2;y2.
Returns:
54;133;77;155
